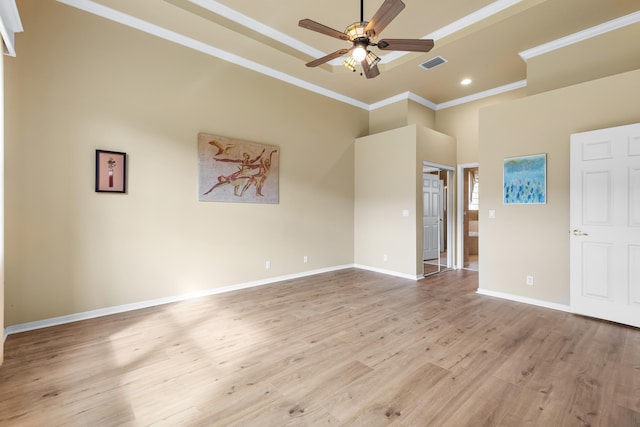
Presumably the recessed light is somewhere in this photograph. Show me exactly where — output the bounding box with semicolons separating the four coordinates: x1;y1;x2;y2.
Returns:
461;78;472;85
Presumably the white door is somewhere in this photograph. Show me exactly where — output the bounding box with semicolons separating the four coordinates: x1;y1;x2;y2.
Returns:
423;174;441;261
570;123;640;328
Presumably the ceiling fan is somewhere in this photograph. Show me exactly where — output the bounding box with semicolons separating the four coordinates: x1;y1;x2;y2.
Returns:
299;0;434;78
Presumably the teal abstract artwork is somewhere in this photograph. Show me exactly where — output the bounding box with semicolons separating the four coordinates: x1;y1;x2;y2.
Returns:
503;154;546;204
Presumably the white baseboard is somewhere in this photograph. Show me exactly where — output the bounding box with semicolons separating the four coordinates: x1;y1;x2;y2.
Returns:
476;288;571;313
3;264;355;340
353;264;422;280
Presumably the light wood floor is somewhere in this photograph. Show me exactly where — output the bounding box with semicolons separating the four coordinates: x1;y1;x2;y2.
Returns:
423;251;449;276
1;269;639;426
464;254;479;271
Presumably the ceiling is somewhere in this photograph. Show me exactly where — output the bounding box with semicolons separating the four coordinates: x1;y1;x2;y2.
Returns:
59;0;640;109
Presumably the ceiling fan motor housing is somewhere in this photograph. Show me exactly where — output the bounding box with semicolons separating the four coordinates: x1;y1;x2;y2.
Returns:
345;22;371;41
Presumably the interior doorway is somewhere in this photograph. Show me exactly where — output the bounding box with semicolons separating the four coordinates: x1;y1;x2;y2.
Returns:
422;162;453;277
458;163;479;271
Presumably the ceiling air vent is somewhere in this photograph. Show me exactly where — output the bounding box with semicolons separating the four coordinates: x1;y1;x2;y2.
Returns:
419;56;447;71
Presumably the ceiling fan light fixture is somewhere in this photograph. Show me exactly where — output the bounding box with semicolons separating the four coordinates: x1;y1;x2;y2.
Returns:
345;22;368;40
352;45;368;62
365;51;381;67
343;55;358;71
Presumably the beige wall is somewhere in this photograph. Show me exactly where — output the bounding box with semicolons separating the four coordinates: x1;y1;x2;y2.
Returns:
408;101;436;130
369;100;436;135
479;68;640;304
527;23;640;96
417;126;458;170
355;126;418;277
4;0;368;325
355;124;455;277
435;89;526;164
1;53;4;362
369;102;409;135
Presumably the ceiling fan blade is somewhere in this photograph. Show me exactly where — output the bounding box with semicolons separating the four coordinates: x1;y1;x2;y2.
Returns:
305;48;350;67
299;19;350;41
364;0;405;37
377;38;434;52
361;59;380;79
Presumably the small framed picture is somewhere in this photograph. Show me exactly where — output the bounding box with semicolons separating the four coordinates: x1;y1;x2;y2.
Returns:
95;150;126;193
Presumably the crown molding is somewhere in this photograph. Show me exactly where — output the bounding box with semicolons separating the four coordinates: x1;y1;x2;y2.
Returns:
57;0;531;113
367;80;526;112
428;0;523;40
57;0;370;110
0;0;23;56
436;80;527;110
187;0;324;59
519;10;640;62
58;0;529;114
186;0;524;69
368;92;438;111
408;92;439;111
383;0;523;63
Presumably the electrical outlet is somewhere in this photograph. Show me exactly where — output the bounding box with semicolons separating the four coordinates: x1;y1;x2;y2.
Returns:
303;255;308;263
526;275;534;286
266;260;271;269
383;254;388;262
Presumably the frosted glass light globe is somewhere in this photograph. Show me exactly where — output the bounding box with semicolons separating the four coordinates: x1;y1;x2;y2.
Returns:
352;46;367;62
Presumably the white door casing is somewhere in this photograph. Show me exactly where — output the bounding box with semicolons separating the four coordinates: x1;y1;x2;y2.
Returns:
570;123;640;328
439;179;445;250
423;173;441;261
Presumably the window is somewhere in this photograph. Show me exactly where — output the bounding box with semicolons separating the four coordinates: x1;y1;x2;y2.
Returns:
468;170;479;211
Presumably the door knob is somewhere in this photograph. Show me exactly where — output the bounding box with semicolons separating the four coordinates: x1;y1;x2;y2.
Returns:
571;229;589;236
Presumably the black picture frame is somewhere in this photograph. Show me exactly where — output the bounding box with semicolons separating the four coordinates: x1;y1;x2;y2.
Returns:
95;150;127;193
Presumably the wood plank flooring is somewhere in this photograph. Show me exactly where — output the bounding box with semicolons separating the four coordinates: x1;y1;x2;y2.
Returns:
1;269;639;426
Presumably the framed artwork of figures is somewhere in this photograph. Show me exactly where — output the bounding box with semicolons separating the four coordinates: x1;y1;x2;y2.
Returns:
198;133;279;204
